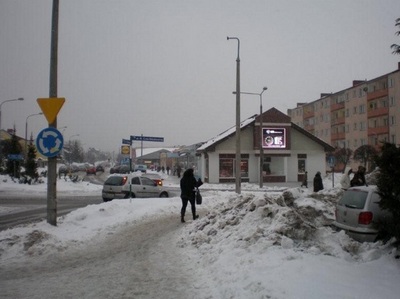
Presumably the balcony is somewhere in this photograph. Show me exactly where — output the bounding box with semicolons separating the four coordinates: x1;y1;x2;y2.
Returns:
367;89;388;101
331;116;345;126
367;106;389;118
330;102;345;112
331;132;345;141
368;126;389;136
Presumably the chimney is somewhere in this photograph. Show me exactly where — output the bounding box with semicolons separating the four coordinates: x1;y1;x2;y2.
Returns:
352;80;365;87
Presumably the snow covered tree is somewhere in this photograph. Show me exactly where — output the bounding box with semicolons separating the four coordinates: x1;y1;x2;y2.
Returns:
353;145;378;171
3;131;23;178
25;141;39;179
333;147;353;173
375;143;400;242
391;18;400;55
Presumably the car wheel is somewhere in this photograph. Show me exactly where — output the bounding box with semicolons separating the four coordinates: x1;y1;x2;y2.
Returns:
160;192;168;198
103;197;111;202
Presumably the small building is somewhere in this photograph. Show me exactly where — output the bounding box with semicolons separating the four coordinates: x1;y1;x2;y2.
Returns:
196;108;334;184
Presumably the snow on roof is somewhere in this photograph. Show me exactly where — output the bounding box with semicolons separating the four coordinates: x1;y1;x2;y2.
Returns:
132;147;180;157
197;114;257;151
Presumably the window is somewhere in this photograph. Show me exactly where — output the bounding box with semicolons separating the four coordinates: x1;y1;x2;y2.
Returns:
353;123;357;130
219;158;234;178
132;177;140;185
297;154;307;173
219;155;249;178
359;104;365;114
390;96;396;107
390;116;396;126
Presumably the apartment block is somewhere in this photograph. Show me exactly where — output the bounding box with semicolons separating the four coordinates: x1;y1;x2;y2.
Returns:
288;62;400;154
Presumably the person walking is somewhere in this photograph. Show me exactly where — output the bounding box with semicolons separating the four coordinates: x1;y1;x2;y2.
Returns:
300;171;308;188
340;168;353;190
180;168;203;223
351;166;367;187
313;171;324;192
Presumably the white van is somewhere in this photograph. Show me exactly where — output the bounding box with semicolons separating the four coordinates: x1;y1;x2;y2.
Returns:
333;186;392;242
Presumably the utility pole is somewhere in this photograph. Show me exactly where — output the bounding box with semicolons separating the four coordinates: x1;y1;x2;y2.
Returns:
47;0;59;225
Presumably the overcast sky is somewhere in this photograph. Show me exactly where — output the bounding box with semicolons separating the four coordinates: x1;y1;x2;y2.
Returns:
1;0;399;153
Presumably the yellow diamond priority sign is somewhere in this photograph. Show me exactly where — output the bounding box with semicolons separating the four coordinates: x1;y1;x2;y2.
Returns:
37;98;65;124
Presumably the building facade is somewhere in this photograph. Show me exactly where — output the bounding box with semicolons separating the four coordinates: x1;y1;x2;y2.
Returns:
288;62;400;155
197;108;334;184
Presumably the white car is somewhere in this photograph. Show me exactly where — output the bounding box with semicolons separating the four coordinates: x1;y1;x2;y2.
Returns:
102;174;169;202
333;186;392;242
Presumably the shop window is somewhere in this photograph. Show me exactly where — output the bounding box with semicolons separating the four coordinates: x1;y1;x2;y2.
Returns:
219;157;249;178
219;158;234;178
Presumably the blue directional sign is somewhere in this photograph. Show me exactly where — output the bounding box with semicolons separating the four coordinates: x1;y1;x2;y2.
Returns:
36;127;64;157
8;154;24;161
130;135;164;142
122;138;131;145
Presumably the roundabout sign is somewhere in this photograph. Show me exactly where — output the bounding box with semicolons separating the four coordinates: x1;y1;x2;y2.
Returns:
36;127;64;158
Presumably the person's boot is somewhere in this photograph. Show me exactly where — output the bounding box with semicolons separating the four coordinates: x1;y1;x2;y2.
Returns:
193;214;199;220
181;215;185;223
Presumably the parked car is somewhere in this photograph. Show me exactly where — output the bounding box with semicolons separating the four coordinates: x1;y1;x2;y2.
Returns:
110;164;130;174
333;186;392;242
134;164;147;173
96;165;104;172
86;166;96;175
102;174;169;202
143;173;163;186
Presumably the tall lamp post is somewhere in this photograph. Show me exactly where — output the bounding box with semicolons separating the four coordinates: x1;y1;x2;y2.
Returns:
0;97;24;130
0;97;24;160
233;87;267;188
227;36;241;194
25;112;43;160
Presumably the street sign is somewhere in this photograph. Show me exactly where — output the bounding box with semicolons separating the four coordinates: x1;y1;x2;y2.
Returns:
130;135;164;142
36;127;64;157
8;154;24;161
328;156;336;168
37;97;65;124
121;145;130;155
122;139;131;145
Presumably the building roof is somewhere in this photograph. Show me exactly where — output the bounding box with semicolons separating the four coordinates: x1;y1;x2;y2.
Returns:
197;114;257;152
197;108;334;152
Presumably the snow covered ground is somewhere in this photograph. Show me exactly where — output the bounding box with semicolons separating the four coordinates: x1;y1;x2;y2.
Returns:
1;172;399;299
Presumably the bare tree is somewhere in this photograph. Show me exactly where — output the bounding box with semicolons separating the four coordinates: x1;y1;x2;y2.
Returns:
391;17;400;55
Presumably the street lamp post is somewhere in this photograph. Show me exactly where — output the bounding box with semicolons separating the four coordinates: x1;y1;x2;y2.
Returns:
234;87;268;188
25;112;43;161
227;36;241;194
0;97;24;160
0;97;24;130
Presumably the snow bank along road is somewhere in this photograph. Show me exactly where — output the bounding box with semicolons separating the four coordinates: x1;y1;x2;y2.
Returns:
1;214;203;299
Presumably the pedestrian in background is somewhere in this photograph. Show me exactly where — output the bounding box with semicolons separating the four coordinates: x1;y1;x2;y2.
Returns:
313;171;324;192
351;166;367;187
340;168;353;190
301;171;308;188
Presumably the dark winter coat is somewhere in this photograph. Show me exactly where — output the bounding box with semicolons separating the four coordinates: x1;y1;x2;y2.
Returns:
350;171;367;187
313;172;324;192
180;169;203;199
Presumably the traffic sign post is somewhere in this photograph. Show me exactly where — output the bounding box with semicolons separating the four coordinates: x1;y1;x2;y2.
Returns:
130;134;164;163
36;127;64;157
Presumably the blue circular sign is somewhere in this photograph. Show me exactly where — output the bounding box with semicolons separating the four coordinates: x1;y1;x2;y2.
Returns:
36;127;64;157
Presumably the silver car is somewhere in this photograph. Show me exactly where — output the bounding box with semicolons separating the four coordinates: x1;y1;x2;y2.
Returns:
333;186;392;242
102;174;169;202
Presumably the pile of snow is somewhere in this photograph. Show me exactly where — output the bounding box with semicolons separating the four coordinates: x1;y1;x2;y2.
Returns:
1;172;400;298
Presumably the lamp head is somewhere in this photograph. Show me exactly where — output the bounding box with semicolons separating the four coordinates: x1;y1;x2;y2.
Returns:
263;87;268;91
18;98;24;101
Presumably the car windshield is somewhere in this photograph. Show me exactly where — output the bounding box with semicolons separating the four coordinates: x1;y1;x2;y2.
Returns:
338;189;368;209
104;176;126;186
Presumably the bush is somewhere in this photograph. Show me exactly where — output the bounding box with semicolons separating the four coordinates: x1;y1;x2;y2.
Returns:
375;143;400;242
